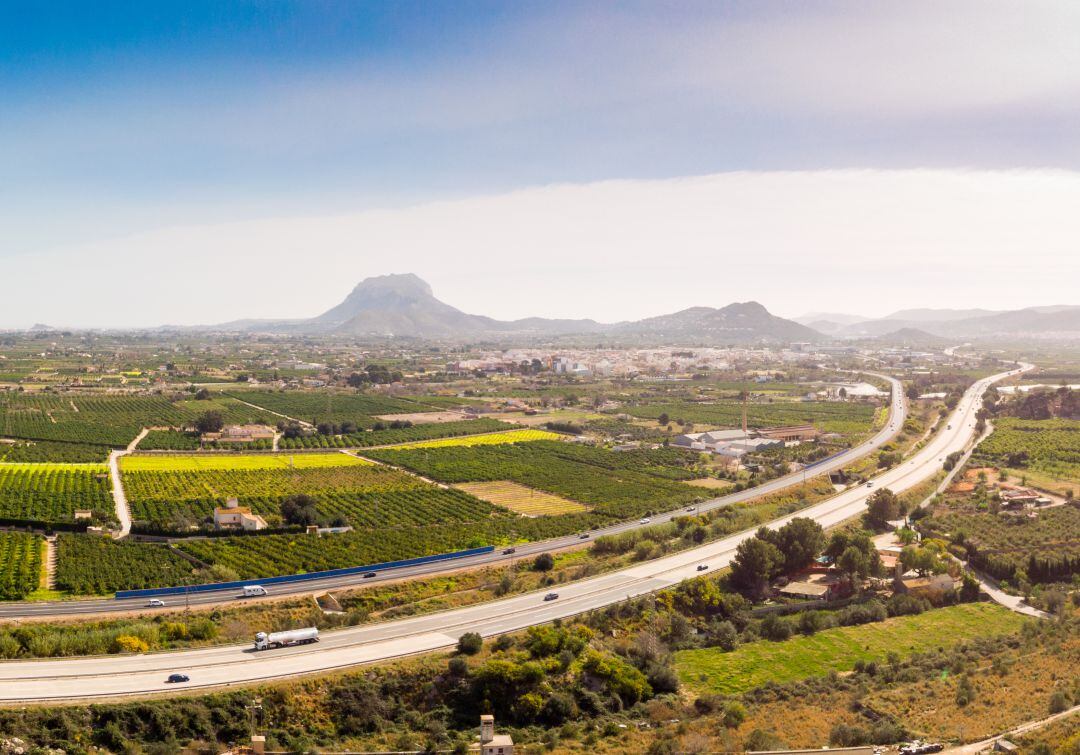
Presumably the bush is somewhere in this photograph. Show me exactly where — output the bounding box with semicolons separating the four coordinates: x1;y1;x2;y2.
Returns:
456;632;483;655
1049;689;1071;714
114;635;149;654
533;552;555;572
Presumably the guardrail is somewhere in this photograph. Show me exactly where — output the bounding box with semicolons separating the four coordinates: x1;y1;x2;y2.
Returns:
114;545;496;599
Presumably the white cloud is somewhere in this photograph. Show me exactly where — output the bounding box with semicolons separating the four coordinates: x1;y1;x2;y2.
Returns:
10;168;1079;328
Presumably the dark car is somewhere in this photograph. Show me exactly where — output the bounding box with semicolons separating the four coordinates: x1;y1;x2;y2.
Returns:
543;592;559;601
578;532;590;539
696;564;709;571
502;547;516;555
166;673;190;684
363;572;377;578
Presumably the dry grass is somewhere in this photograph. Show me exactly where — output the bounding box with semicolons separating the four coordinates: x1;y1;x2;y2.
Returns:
454;480;588;516
373;411;467;424
684;477;735;490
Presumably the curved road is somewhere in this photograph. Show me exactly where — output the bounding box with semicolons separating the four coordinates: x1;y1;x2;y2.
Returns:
0;364;1030;702
0;373;906;619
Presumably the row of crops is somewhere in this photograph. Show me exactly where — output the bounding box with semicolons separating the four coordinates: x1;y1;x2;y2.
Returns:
0;393;278;451
277;417;514;449
0;464;114;524
225;391;447;427
0;531;42;600
922;506;1080;583
626;399;877;437
977;418;1080;466
0;440;111;463
54;534;202;594
363;440;706;519
175;514;604;580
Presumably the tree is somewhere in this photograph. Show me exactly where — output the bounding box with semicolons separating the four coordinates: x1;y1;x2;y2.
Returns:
838;386;847;399
838;546;870;587
865;488;901;529
281;494;319;526
900;545;941;577
773;518;825;573
194;388;211;400
194;410;224;434
657;412;670;426
729;537;782;599
456;632;483;655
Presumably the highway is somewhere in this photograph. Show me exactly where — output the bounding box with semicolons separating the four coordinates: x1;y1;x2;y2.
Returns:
0;373;907;619
0;364;1029;702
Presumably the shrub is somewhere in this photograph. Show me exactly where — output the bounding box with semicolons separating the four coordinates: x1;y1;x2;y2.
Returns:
456;632;483;655
114;635;150;654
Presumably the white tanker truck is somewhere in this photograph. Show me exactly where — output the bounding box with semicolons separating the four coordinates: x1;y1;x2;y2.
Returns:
254;627;320;650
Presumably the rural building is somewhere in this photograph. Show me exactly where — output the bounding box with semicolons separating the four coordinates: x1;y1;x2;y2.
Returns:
213;498;267;531
475;715;514;755
896;573;958;596
999;487;1051;508
201;424;276;445
778;581;834;601
757;424;820;442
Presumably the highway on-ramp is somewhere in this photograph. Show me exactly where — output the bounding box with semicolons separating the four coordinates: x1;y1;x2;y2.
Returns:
0;365;1028;702
0;373;907;619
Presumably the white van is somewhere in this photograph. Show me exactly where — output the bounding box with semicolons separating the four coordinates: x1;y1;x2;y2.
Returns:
242;585;267;597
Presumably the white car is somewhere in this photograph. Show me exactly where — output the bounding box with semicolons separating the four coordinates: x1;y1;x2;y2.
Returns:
146;598;166;608
639;517;651;524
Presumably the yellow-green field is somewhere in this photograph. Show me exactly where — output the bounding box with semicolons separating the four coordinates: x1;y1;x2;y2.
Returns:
675;603;1026;696
121;452;370;472
454;480;587;516
378;428;562;450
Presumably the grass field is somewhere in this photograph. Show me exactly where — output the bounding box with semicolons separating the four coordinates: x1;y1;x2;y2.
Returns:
454;480;587;516
675;603;1027;695
377;428;561;450
122;452;370;472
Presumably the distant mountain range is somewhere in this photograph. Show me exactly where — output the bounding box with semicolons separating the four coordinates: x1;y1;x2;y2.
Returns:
795;305;1080;340
219;273;821;343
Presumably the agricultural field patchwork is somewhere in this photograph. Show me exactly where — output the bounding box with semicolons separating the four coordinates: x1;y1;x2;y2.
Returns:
0;439;111;463
365;440;705;519
0;531;43;600
0;393;277;450
454;480;588;516
121;451;505;531
0;463;113;525
278;417;514;449
675;603;1026;695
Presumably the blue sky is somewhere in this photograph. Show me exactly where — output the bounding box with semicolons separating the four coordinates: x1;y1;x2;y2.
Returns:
3;1;1080;327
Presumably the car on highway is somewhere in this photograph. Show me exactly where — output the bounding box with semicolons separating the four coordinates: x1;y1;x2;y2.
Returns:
146;598;165;608
685;506;696;512
639;517;651;524
866;481;874;488
363;572;377;578
166;673;189;684
579;532;590;539
502;547;516;555
543;592;559;601
696;564;709;571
